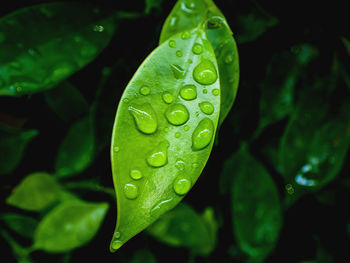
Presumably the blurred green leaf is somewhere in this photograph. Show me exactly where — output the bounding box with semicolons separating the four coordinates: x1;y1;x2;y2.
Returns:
33;201;109;253
0;2;116;96
6;172;61;211
0;213;38;238
144;0;163;14
230;146;282;262
44;81;89;122
130;249;157;263
55;114;95;178
147;203;217;255
235;1;278;44
0;125;38;175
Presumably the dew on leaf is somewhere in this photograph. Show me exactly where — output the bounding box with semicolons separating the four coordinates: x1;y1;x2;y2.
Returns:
192;43;203;55
169;15;178;28
192;118;214;150
93;25;104;32
184;125;190;131
199;102;214;115
111;240;123;250
128;103;158;134
130;169;143;180
180;1;196;15
193;60;217;85
176;50;183;57
165;104;189;125
170;64;185;79
113;146;120;152
114;231;121;239
181;31;191;40
162;91;174;104
146;141;169;167
173;177;191;195
139;85;151;95
175;159;185;170
169;40;176;48
212;89;220;96
123;184;139;199
175;132;181;138
180;84;197;100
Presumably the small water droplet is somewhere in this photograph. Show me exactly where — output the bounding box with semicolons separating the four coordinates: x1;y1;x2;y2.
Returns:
180;84;197;100
181;31;191;40
114;231;121;238
188;59;193;64
224;52;234;64
180;1;196;15
113;146;120;152
285;184;294;195
162;92;174;104
129;103;158;134
199;102;214;115
193;60;217;85
176;50;183;57
175;159;185;170
93;25;104;32
184;125;190;131
212;89;220;96
165;104;189;125
169;40;176;48
169;15;178;28
123;98;129;103
203;89;208;94
173;176;191;195
130;169;143;180
192;43;203;55
192;118;214;150
139;85;151;95
192;162;199;168
123;183;138;199
175;132;181;138
111;240;123;250
170;64;185;79
147;141;169;167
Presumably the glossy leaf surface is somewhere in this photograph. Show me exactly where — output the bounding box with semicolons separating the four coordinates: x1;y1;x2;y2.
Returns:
6;172;61;211
33;201;109;253
0;213;38;238
147;203;216;255
0;2;116;96
230;146;282;262
159;0;239;126
110;26;220;251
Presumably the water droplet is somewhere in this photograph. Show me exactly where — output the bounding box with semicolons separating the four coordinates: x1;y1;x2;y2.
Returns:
130;169;143;180
123;183;138;199
0;32;5;43
114;231;121;238
181;31;191;40
212;89;220;96
193;60;217;85
224;52;234;64
192;118;214;150
173;176;191;195
93;25;104;32
113;146;120;152
147;141;169;167
123;98;129;104
175;159;185;170
139;85;150;95
176;50;183;57
169;40;176;48
285;184;294;195
111;240;123;250
192;162;199;168
175;132;181;138
165;104;189;125
188;59;193;64
184;125;190;131
203;89;208;94
169;15;178;28
129;103;158;134
180;1;196;15
199;102;214;115
192;43;203;55
170;64;185;79
180;84;197;100
162;92;174;104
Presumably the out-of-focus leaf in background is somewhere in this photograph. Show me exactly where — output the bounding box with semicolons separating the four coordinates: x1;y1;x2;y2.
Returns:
0;213;38;238
130;249;157;263
0;2;116;96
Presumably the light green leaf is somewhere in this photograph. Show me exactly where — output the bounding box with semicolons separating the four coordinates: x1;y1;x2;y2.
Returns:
0;213;38;238
0;2;116;96
6;172;61;211
147;203;216;255
55;115;95;178
110;26;220;251
33;201;109;253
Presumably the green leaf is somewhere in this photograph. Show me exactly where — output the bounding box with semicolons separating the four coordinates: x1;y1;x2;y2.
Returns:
144;0;163;15
147;203;216;255
110;26;220;251
230;146;282;262
130;249;157;263
55;115;95;178
0;213;38;238
159;0;239;127
0;2;116;96
6;172;61;212
33;201;109;253
44;81;89;122
0;125;38;175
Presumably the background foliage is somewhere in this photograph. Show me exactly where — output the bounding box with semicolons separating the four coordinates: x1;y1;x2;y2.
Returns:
0;0;349;262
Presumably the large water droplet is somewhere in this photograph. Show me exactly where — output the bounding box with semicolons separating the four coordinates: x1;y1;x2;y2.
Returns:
130;169;143;180
139;85;150;95
165;104;189;125
123;183;138;199
180;84;197;100
180;1;196;15
192;118;214;150
111;240;123;250
162;91;174;104
170;64;185;79
193;60;217;85
169;40;176;48
173;176;191;195
129;103;158;134
147;141;169;167
192;43;203;55
199;102;214;115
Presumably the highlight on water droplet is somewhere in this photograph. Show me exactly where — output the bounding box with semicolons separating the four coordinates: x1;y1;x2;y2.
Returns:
199;102;214;115
192;118;215;150
129;103;158;134
170;64;185;79
114;231;121;239
212;89;220;96
180;1;196;15
139;85;151;95
146;141;169;167
162;91;174;104
169;15;178;28
123;183;139;199
176;50;183;57
180;84;197;101
130;169;143;180
165;104;189;126
93;25;104;32
224;51;234;64
192;43;203;55
193;60;217;85
113;146;120;152
175;132;181;138
173;176;191;195
169;40;176;48
181;31;191;40
175;159;185;170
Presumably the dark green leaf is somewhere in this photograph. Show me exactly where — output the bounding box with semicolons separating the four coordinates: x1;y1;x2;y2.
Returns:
0;213;38;238
0;2;116;96
0;125;38;175
6;172;61;211
33;201;109;253
144;0;163;14
110;26;220;251
130;249;157;263
55;115;95;178
147;203;216;255
44;81;89;122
